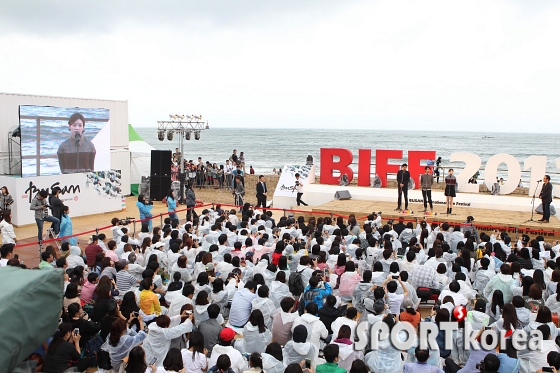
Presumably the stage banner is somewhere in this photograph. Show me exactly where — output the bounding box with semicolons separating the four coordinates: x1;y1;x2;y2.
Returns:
6;170;122;226
274;165;314;198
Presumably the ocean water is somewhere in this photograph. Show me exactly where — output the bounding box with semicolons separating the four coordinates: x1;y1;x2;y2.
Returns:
136;127;560;182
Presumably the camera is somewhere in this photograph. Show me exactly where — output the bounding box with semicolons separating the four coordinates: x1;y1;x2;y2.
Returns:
144;199;153;205
475;361;485;370
118;217;135;225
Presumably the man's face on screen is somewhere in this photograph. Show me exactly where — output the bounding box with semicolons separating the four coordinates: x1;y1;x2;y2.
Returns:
69;119;84;135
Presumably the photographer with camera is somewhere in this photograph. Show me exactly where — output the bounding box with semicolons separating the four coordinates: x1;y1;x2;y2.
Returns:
136;194;154;231
30;189;60;243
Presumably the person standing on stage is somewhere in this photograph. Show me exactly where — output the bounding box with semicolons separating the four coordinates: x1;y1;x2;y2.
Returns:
395;164;410;211
434;157;442;183
420;166;434;212
234;175;245;208
539;175;552;223
295;173;307;206
444;169;457;214
256;175;268;209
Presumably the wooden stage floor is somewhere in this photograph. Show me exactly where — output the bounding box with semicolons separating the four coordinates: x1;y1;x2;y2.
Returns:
302;199;560;237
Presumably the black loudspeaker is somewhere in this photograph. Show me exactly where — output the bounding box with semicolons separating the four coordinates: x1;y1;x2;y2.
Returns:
334;190;352;200
151;150;172;176
150;176;171;201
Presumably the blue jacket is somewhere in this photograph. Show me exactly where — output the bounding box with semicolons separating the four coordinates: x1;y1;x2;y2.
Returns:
136;201;153;220
497;353;520;373
303;283;332;310
60;214;77;245
167;196;177;212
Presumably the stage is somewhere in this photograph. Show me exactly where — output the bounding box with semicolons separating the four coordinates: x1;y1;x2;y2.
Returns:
283;183;559;237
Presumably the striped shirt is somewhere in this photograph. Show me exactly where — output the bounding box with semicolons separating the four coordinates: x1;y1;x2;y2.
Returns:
116;270;137;292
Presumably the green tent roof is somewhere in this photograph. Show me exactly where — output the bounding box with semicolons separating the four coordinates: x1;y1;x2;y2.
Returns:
128;123;144;142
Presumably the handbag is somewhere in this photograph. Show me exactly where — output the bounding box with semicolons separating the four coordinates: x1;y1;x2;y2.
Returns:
97;348;112;370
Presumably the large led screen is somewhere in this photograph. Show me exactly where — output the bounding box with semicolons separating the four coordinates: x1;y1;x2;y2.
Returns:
19;105;111;177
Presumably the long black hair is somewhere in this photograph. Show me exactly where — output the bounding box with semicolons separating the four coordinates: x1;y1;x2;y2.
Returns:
249;353;264;373
47;323;73;356
163;348;184;372
249;309;266;333
188;331;205;361
125;346;147;373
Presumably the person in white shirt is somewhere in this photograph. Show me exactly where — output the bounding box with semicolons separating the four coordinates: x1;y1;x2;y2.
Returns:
291;302;328;347
0;243;15;267
438;281;468;306
518;324;559;373
0;211;17;245
330;307;358;342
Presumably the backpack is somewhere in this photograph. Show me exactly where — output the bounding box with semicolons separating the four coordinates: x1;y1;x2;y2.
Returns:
298;288;320;315
288;269;305;297
83;335;105;367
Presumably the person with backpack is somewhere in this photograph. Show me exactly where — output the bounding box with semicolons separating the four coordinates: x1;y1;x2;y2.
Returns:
300;274;332;313
289;256;315;297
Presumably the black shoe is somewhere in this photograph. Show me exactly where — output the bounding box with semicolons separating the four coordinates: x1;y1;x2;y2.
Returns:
450;208;452;214
395;207;401;211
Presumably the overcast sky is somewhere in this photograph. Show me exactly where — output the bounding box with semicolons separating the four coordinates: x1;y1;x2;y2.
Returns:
0;0;559;131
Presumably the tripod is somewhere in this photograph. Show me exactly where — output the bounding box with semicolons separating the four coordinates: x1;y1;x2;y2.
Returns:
525;180;541;223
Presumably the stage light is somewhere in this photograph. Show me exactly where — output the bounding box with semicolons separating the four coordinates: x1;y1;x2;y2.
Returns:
169;114;174;120
194;131;200;140
180;114;185;120
185;131;191;140
158;130;165;141
167;131;174;141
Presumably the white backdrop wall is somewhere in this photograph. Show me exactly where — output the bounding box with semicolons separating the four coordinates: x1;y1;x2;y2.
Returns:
0;93;130;175
0;93;130;225
0;171;123;226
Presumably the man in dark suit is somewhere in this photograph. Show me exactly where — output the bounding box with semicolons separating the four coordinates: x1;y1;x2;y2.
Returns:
395;163;410;211
539;174;553;223
256;175;268;209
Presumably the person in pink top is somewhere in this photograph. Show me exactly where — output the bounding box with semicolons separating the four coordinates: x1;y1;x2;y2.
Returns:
104;240;119;263
251;237;272;262
80;273;99;304
338;262;362;302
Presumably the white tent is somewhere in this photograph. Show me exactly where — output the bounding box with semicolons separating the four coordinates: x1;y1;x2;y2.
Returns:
129;124;154;195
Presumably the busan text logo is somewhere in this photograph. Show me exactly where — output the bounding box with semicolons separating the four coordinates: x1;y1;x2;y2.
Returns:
354;321;544;352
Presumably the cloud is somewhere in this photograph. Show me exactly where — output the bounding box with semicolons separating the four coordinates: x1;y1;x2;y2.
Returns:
0;0;558;132
0;0;363;36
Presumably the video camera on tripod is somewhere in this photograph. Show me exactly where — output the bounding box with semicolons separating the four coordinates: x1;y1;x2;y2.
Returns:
117;217;135;225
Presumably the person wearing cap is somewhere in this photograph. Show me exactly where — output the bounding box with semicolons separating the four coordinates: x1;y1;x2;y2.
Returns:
283;324;319;368
461;215;479;242
395;164;410;211
208;328;248;373
398;298;421;329
116;259;140;295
